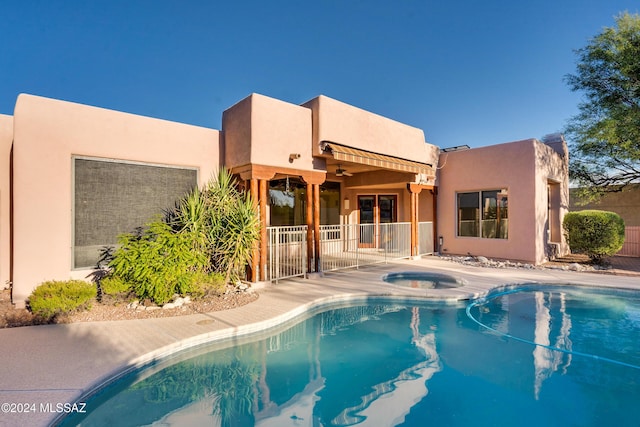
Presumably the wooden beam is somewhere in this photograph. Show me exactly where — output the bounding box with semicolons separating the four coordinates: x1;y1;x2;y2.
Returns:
250;179;259;282
306;183;313;273
410;191;417;256
231;163;326;184
431;187;438;253
313;183;321;272
259;179;267;281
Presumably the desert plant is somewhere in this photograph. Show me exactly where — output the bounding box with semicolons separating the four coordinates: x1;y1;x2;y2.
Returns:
107;168;259;304
100;276;132;296
86;245;116;301
186;271;227;298
28;280;96;320
563;210;625;262
109;219;208;305
168;168;260;284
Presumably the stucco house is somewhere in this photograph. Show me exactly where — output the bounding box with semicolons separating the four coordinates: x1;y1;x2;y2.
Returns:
0;93;569;307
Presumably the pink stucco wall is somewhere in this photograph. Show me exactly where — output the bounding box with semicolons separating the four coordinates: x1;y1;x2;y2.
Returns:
436;139;568;264
223;94;315;172
0;114;12;291
303;95;439;168
11;94;222;306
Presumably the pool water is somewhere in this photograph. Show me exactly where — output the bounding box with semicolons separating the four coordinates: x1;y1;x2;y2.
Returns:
62;285;640;427
383;271;464;289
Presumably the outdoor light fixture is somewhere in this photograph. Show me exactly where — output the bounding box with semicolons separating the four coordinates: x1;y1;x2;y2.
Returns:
439;236;444;251
343;197;350;210
289;153;301;163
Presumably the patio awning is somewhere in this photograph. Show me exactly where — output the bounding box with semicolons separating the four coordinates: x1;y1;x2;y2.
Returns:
321;141;433;175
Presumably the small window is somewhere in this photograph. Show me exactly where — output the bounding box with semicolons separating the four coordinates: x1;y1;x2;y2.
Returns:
457;190;508;239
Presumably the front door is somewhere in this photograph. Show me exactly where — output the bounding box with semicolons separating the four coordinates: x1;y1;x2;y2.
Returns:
358;195;398;248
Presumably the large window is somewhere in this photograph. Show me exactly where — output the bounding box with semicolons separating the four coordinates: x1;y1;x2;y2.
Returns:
457;190;508;239
269;179;341;226
269;178;307;226
74;158;197;268
319;181;340;225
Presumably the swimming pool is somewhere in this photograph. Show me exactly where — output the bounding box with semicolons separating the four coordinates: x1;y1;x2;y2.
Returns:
61;284;640;426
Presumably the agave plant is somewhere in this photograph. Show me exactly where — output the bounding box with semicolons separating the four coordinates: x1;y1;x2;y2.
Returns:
205;169;260;283
168;168;260;284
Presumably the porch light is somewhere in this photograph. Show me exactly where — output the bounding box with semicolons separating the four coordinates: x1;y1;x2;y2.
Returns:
439;236;444;251
289;153;301;163
343;197;350;210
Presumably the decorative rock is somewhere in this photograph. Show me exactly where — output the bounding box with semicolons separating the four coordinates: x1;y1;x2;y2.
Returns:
127;300;139;310
476;256;489;264
162;302;176;310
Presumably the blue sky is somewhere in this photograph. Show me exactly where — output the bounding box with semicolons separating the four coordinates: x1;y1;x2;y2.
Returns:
1;1;638;148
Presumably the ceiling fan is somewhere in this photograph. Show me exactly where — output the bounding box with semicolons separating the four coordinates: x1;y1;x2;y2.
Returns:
335;164;353;177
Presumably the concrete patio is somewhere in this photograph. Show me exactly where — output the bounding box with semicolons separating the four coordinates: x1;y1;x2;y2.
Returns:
0;256;639;427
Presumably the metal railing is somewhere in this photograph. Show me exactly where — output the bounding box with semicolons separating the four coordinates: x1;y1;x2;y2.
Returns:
417;221;434;255
266;225;307;282
618;226;640;257
320;222;411;272
266;221;436;282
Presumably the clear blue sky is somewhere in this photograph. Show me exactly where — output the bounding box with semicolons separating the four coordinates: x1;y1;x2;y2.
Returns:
1;1;638;148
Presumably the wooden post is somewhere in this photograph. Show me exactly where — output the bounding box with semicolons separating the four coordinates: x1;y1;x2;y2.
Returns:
410;191;417;256
250;179;259;282
259;179;267;281
431;188;438;253
306;183;313;273
313;183;321;272
407;183;426;257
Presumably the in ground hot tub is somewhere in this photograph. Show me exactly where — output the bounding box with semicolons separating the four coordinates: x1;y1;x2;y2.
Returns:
383;271;465;289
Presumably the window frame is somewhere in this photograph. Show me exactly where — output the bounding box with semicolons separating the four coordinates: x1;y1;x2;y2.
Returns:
456;189;508;239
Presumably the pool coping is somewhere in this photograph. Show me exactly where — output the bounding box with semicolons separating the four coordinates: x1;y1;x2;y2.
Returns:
1;256;640;427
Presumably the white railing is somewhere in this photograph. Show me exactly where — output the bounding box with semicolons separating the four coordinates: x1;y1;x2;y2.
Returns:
417;221;434;255
267;225;307;282
320;223;411;272
266;222;434;282
618;226;640;257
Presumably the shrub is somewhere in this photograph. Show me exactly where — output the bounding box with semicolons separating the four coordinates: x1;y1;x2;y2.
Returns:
100;276;132;296
563;210;625;262
29;280;96;320
168;168;260;284
107;168;259;305
109;220;208;305
186;272;227;298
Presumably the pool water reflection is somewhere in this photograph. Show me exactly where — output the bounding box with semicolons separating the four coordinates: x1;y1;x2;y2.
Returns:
63;285;640;427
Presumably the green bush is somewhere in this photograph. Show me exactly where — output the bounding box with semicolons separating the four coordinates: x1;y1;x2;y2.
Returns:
100;276;132;296
563;210;625;262
109;220;208;305
29;280;96;319
187;272;227;298
106;168;259;305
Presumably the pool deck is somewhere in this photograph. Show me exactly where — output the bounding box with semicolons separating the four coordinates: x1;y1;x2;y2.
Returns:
1;256;639;427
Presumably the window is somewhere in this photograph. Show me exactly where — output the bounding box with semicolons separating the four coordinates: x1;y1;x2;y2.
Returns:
319;181;340;225
269;178;307;226
457;189;508;239
269;179;341;226
73;158;198;269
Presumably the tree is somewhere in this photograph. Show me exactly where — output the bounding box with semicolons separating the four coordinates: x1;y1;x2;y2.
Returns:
565;12;640;201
